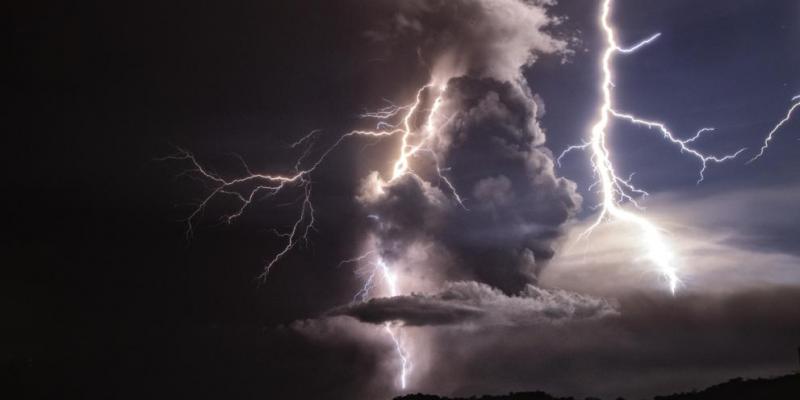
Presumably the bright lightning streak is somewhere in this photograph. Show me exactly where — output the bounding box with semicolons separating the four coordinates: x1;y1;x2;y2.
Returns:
376;259;411;390
385;323;410;390
747;95;800;163
349;255;411;389
559;0;747;294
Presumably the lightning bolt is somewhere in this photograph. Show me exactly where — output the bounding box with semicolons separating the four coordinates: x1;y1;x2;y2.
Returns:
347;252;412;389
376;258;411;390
385;323;411;390
747;95;800;163
558;0;747;294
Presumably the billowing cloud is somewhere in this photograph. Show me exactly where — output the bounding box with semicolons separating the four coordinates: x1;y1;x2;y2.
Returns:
330;281;617;326
364;0;568;83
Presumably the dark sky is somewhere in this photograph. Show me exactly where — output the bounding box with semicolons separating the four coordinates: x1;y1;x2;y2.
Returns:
7;1;800;399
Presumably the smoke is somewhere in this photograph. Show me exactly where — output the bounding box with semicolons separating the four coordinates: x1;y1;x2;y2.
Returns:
299;0;589;394
358;41;582;293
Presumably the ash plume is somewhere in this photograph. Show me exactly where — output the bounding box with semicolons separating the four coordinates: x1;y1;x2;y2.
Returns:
358;0;581;294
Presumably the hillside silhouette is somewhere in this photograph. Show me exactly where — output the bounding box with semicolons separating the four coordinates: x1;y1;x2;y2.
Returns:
395;373;799;400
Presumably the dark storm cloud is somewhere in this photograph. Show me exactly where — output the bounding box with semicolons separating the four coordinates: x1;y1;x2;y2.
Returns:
440;77;582;287
330;281;617;326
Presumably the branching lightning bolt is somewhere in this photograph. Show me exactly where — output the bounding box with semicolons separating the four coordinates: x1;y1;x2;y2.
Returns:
559;0;747;294
166;81;458;390
165;82;457;278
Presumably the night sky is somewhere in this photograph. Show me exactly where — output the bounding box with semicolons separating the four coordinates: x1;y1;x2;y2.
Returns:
7;1;800;399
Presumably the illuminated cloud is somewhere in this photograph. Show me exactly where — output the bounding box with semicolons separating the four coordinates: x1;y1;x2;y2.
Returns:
330;281;618;327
